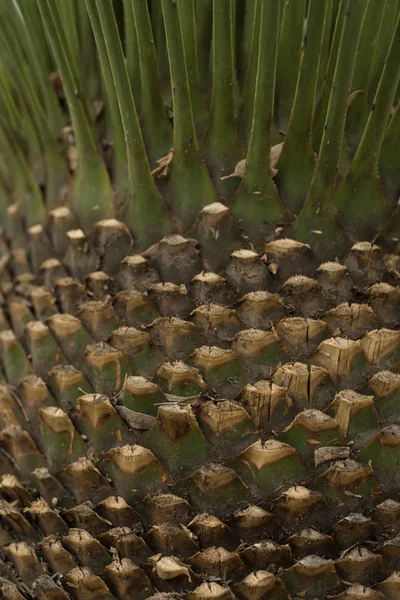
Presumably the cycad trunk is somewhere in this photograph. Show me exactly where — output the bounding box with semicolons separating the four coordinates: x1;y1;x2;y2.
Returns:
0;1;400;599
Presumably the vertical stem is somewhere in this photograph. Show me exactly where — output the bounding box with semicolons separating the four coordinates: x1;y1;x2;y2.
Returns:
161;0;216;229
238;0;260;146
312;0;347;151
208;0;237;146
0;114;46;228
37;0;114;231
10;0;64;136
367;0;399;102
0;176;8;226
379;102;400;205
231;0;286;247
130;0;172;161
161;0;197;153
149;0;170;93
293;0;367;258
352;17;400;174
316;0;334;99
239;0;256;83
246;0;279;181
275;0;329;215
75;0;100;99
196;0;213;90
201;0;243;197
176;0;208;136
335;14;400;238
345;0;387;155
123;0;141;112
84;0;129;203
91;0;174;246
57;0;79;66
275;0;307;132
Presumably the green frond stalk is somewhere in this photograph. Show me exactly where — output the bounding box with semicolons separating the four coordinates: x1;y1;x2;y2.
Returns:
176;0;208;137
367;0;400;103
274;0;307;133
1;3;400;598
201;0;244;199
57;0;79;67
130;0;172;162
36;0;114;232
75;0;101;100
335;13;400;240
0;72;46;227
238;0;260;146
84;0;129;206
312;0;347;153
292;0;367;259
161;0;216;230
0;11;69;209
89;0;174;247
275;0;329;216
8;0;64;137
379;102;400;206
316;0;334;99
238;0;256;85
345;0;387;156
123;0;141;111
231;0;286;247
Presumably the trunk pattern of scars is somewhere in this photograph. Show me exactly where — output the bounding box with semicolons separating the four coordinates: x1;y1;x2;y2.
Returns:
0;0;400;597
0;216;399;599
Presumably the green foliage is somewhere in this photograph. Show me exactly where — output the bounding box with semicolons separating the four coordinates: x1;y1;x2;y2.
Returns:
0;0;398;254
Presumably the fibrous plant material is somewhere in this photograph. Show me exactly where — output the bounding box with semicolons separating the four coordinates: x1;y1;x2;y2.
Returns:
0;0;399;598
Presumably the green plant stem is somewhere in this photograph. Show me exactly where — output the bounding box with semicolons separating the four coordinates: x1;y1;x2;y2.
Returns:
275;0;329;216
238;0;260;146
0;117;46;228
316;0;334;99
161;0;216;230
17;0;53;71
345;0;387;156
292;0;366;258
11;0;64;136
37;0;114;231
84;0;129;206
123;0;141;113
195;0;213;92
176;0;208;137
239;0;256;85
91;0;174;247
149;0;170;94
274;0;307;132
1;64;45;186
0;12;69;208
231;0;286;247
312;0;347;152
0;176;8;225
201;0;244;198
367;0;399;103
75;0;100;100
130;0;172;161
0;128;26;212
57;0;79;66
335;14;400;239
0;66;46;225
379;102;400;206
